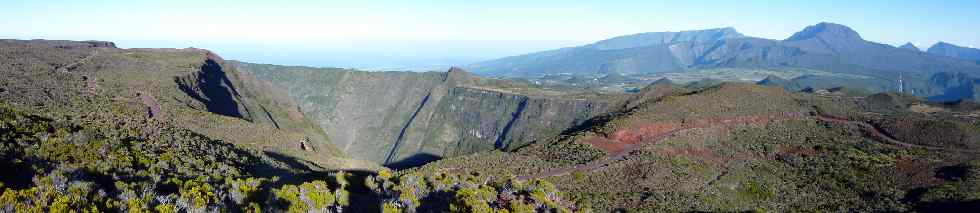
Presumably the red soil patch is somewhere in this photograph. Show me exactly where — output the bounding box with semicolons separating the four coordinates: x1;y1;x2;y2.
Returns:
518;112;802;181
139;92;164;119
584;113;798;154
610;122;680;144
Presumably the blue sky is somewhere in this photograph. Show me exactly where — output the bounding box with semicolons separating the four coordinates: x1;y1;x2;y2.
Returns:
2;0;978;70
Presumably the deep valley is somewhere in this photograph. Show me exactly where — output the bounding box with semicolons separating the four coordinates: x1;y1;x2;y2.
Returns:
2;19;980;212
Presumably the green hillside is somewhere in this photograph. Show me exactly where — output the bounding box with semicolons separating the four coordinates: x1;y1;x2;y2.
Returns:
2;39;978;212
404;83;980;212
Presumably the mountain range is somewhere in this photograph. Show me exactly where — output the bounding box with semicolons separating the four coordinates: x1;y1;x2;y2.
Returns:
468;22;980;77
467;22;980;101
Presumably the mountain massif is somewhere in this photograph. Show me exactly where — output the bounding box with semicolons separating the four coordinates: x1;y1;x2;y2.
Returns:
467;22;980;102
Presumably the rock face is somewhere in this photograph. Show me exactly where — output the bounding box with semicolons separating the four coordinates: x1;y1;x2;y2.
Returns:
235;62;613;167
175;55;252;119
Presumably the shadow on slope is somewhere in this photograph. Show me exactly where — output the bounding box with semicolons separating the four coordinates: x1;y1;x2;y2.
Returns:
175;58;247;119
385;153;443;170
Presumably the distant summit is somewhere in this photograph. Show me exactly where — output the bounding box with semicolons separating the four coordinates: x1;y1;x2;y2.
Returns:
756;75;802;91
599;72;631;82
785;22;863;42
588;27;744;50
466;21;980;91
649;77;675;86
466;27;745;76
927;42;980;62
899;42;920;51
757;75;791;86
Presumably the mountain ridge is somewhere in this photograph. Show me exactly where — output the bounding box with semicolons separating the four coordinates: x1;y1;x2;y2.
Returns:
588;27;744;50
785;22;863;42
928;41;980;62
900;42;921;51
465;22;980;101
468;22;980;76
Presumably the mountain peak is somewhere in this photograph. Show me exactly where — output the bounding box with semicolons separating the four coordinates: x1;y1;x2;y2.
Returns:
928;41;963;51
899;42;920;51
933;41;954;46
785;22;862;41
713;27;742;36
447;66;467;73
927;41;980;62
649;77;675;86
445;66;475;82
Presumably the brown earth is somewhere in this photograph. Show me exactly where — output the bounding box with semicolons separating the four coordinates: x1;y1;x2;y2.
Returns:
518;112;803;180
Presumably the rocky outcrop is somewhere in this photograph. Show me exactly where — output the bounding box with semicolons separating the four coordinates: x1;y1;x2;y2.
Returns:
235;62;614;167
175;55;252;120
81;40;116;48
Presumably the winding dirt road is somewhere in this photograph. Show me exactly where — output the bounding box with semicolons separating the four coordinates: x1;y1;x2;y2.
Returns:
815;115;979;154
517;112;977;181
517;112;802;180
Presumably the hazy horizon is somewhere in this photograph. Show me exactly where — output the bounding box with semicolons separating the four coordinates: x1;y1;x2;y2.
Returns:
4;0;979;70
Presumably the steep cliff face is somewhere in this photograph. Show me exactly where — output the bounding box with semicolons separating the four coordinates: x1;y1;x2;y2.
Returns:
384;85;610;168
174;54;253;120
234;62;613;167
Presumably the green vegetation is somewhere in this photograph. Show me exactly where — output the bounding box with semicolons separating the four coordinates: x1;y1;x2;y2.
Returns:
0;102;583;212
3;39;979;212
409;83;980;212
366;170;585;213
0;101;270;211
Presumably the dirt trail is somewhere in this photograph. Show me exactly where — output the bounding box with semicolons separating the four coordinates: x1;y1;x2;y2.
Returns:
815;114;979;153
85;76;97;95
517;112;802;180
58;49;100;73
518;112;979;181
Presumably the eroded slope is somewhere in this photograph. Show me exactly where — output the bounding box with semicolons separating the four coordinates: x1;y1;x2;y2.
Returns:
234;62;618;167
407;83;980;212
